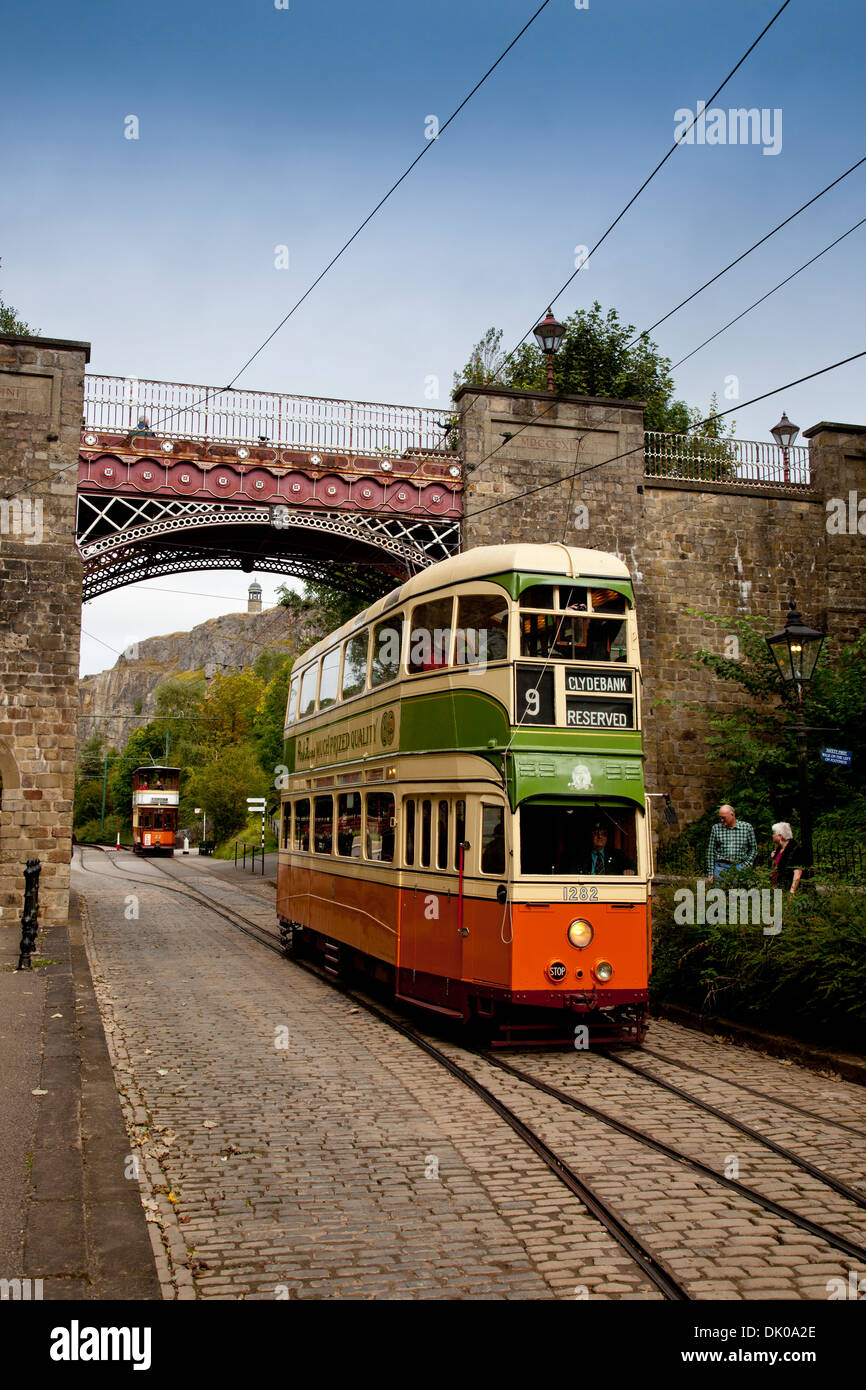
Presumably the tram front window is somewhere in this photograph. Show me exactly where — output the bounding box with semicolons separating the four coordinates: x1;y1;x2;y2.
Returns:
520;614;627;662
520;803;638;876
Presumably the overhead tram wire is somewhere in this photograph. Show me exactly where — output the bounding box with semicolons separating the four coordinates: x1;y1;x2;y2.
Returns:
146;0;557;437
671;214;866;369
9;0;801;509
453;180;866;496
629;154;866;350
499;0;795;371
461;348;866;524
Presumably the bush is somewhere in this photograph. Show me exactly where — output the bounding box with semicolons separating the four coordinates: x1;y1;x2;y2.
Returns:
651;882;866;1049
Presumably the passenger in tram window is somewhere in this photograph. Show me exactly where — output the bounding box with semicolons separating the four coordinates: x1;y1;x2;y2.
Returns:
140;776;149;790
155;776;165;790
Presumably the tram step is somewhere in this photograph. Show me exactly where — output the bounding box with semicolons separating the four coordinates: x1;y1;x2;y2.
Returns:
323;942;341;977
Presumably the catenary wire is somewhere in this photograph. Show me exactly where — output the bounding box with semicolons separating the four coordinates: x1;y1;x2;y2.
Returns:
461;348;866;523
630;155;866;349
671;213;866;369
503;0;795;366
146;0;556;435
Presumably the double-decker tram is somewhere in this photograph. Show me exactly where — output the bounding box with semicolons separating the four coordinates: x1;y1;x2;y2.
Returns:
131;766;180;855
277;544;652;1042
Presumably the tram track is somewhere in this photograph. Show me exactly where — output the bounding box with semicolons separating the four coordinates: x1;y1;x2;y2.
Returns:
77;847;685;1299
76;846;866;1297
629;1045;866;1143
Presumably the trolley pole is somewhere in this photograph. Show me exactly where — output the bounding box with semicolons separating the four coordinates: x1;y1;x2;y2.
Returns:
100;752;109;833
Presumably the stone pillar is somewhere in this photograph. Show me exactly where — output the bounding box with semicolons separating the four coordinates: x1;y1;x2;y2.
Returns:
0;333;90;927
456;385;646;552
802;422;866;643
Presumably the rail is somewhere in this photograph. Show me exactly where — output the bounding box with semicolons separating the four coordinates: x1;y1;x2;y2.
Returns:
83;374;457;460
234;840;267;875
645;431;811;489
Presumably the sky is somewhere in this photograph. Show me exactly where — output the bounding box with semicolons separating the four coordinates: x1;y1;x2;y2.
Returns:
2;0;864;675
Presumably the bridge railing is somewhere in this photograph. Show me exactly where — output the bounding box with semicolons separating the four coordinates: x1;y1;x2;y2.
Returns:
644;430;811;489
83;374;456;459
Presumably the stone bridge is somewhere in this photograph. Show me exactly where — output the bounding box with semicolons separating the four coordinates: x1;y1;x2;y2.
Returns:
1;331;864;923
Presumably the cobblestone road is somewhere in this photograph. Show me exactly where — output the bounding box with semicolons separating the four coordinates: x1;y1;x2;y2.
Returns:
73;848;866;1301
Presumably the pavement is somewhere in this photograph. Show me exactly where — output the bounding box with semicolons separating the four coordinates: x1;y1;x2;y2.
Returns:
0;881;160;1300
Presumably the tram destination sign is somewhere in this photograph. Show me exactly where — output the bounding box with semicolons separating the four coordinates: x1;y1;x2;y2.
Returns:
566;697;635;730
566;667;633;696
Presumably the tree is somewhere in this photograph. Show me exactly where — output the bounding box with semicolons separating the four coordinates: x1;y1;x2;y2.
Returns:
677;615;866;842
253;654;294;775
453;302;727;436
276;580;369;636
108;724;167;825
188;744;270;843
199;669;265;754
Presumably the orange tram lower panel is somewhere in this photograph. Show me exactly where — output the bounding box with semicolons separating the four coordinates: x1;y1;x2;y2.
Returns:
277;861;650;1039
133;831;176;855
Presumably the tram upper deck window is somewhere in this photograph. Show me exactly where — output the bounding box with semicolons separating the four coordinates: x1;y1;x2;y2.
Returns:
519;802;638;876
319;647;341;710
299;664;318;718
590;588;627;614
455;595;508;665
408;597;454;674
519;584;556;609
520;613;627;662
371;616;403;687
342;631;369;699
287;674;300;724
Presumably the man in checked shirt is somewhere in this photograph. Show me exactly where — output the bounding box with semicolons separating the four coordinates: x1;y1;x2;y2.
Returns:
706;804;758;883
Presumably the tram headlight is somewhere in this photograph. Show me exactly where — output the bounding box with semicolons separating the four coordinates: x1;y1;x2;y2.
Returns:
593;960;614;983
567;920;593;949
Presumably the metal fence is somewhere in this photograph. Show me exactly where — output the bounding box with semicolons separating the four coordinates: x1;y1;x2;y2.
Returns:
83;374;455;459
655;838;865;882
645;431;811;489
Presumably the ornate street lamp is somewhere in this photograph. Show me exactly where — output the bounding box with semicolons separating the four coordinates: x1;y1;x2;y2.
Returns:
765;599;826;879
533;308;565;393
770;411;799;486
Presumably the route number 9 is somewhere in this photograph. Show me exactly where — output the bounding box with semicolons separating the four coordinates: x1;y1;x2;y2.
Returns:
524;689;540;717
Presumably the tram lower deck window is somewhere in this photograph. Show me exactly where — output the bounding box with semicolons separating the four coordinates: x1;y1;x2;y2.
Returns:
480;805;506;875
293;799;310;852
520;803;637;876
366;792;395;862
337;792;362;857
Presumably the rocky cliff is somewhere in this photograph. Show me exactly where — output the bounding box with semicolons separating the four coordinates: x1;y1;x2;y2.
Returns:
78;603;319;752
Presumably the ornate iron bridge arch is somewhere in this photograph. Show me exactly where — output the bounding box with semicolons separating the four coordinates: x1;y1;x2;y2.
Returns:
78;374;463;602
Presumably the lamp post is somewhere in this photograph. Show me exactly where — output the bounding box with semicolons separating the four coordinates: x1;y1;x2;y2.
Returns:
533;308;565;393
764;599;825;878
770;411;799;487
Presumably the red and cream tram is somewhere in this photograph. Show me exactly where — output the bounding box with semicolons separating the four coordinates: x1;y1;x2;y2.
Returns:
132;766;180;855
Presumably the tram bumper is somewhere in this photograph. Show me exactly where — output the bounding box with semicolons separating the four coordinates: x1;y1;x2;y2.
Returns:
508;987;648;1011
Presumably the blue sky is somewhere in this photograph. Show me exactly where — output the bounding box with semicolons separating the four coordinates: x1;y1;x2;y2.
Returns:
3;0;864;674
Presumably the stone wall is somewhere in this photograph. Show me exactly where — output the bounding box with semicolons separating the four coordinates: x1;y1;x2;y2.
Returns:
456;387;866;824
0;334;90;926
